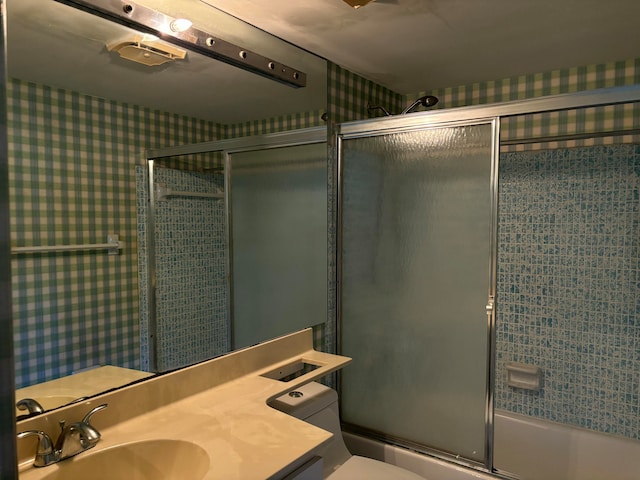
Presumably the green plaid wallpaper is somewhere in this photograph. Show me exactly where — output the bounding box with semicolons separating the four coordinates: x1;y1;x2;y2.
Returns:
327;62;404;124
411;57;640;150
8;77;330;390
416;58;640;107
327;57;640;141
8;78;223;388
225;110;326;138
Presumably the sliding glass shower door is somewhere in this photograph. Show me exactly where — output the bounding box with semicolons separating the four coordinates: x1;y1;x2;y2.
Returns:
339;120;498;467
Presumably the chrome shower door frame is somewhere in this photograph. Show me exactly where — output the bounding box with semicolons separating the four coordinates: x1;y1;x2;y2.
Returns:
144;127;327;371
336;84;640;477
337;115;500;474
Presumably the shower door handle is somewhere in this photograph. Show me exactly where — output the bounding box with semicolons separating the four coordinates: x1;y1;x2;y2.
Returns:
485;298;494;316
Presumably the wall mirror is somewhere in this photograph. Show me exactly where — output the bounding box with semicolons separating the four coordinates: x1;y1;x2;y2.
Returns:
9;0;328;419
142;133;328;372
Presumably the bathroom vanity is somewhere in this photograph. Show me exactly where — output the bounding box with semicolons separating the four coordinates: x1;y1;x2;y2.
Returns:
16;329;351;480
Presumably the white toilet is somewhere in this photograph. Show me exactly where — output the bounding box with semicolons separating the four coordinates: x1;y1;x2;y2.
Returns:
270;382;426;480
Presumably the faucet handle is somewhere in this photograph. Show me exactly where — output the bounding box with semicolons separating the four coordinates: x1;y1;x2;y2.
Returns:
82;403;108;426
17;430;58;467
77;404;108;449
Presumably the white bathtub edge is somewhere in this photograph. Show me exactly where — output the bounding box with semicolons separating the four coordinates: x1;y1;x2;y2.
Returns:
342;412;640;480
343;431;498;480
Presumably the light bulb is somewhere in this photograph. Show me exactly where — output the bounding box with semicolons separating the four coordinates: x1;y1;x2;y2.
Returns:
170;18;192;33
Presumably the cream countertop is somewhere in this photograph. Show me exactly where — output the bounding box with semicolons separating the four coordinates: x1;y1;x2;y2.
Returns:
17;329;352;480
15;366;153;416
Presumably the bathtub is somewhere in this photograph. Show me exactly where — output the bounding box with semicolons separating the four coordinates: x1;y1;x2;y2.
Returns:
343;410;640;480
493;410;640;480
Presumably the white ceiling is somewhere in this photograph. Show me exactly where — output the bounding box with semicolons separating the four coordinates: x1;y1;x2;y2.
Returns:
202;0;640;94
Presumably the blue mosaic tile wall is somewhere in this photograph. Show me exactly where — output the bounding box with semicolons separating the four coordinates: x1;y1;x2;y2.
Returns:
136;166;229;372
496;144;640;439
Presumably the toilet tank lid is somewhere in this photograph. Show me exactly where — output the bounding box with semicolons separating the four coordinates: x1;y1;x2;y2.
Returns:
269;381;338;420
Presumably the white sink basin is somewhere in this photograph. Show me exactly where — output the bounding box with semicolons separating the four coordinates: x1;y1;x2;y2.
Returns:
40;439;210;480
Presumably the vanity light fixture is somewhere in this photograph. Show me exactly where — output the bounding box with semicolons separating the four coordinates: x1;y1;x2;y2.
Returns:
53;0;307;88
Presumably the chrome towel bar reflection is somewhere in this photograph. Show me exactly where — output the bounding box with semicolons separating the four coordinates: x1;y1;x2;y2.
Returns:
11;235;123;255
155;183;224;201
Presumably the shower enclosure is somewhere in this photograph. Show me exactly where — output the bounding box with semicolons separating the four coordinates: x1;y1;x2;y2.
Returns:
336;86;640;477
339;120;498;465
138;127;327;372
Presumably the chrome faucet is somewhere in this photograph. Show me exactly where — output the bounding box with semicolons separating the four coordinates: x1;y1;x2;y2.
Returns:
16;398;46;420
16;398;45;415
18;403;108;467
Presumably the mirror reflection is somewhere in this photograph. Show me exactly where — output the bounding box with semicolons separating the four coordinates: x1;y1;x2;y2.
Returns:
10;0;327;418
140;139;327;372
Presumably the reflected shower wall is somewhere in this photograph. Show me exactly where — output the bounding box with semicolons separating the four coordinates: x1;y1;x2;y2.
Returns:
136;164;229;372
136;129;328;371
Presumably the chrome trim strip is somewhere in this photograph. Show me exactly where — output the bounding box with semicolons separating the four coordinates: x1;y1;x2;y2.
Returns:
147;127;327;158
224;153;234;351
501;127;640;146
11;237;122;255
146;159;159;372
338;84;640;137
53;0;306;87
484;118;500;472
335;130;344;393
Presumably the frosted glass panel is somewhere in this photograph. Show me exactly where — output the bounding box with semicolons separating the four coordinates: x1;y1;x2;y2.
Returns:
232;143;327;348
341;124;493;462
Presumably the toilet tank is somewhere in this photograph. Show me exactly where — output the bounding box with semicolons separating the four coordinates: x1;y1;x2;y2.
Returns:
270;382;338;421
270;382;352;476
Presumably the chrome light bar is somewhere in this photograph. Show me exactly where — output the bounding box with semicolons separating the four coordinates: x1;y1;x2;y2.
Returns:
53;0;307;88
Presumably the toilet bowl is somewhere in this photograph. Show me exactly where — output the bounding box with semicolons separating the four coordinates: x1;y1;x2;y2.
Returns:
270;382;425;480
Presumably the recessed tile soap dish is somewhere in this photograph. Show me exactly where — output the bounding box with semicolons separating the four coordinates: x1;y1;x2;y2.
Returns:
506;362;544;391
261;360;321;382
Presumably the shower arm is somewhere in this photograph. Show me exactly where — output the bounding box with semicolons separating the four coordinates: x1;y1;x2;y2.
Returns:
400;99;425;115
366;103;392;116
367;95;439;117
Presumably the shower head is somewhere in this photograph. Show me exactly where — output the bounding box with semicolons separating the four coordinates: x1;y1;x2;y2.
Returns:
401;95;439;115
